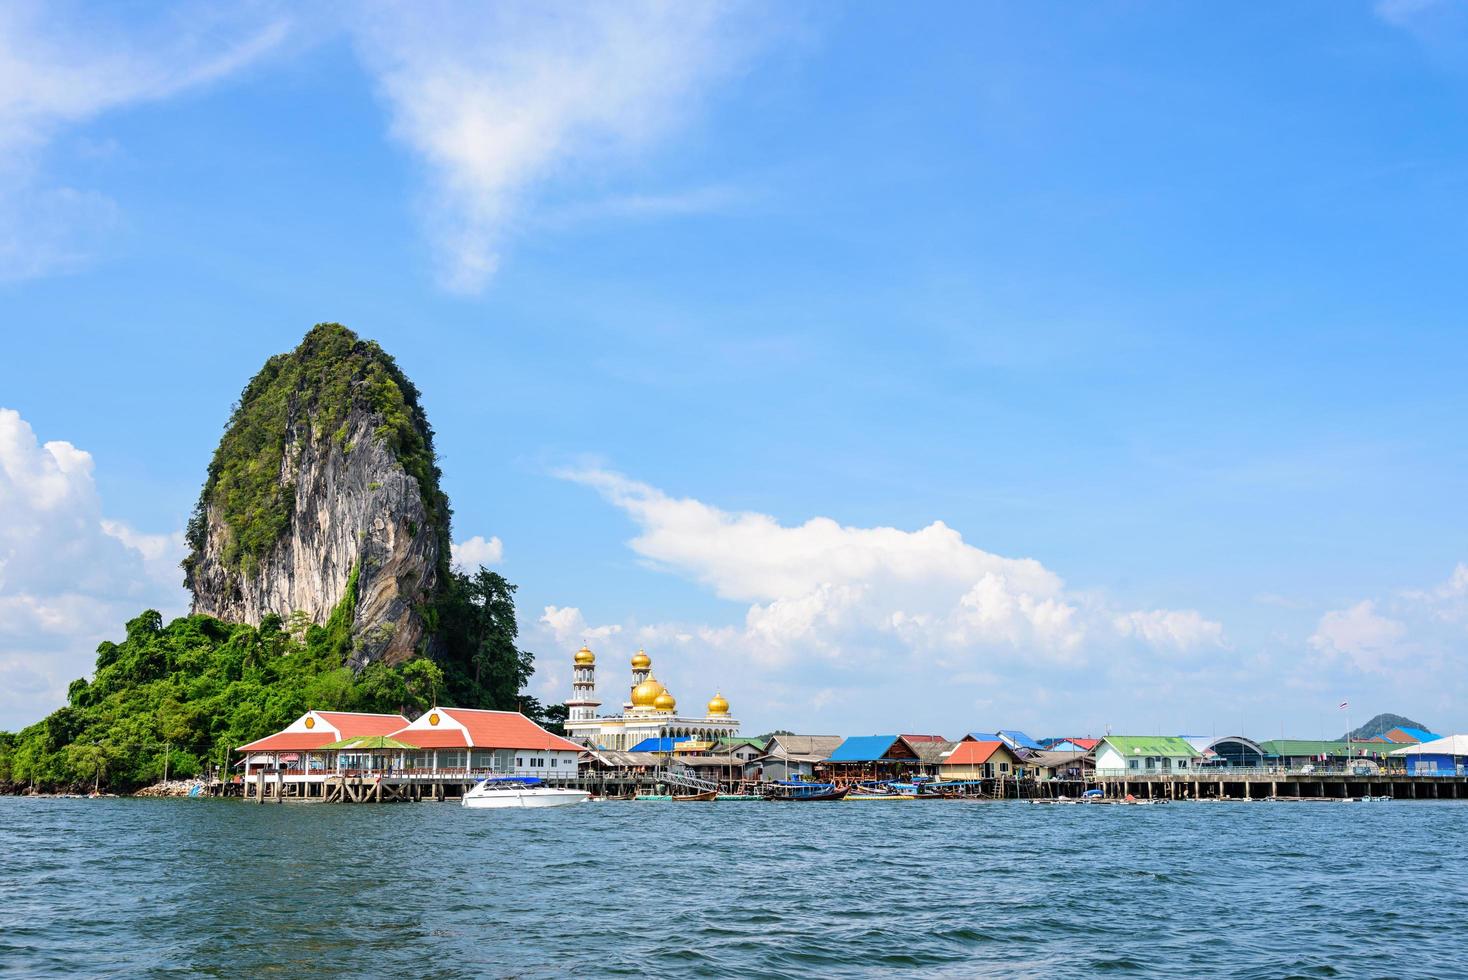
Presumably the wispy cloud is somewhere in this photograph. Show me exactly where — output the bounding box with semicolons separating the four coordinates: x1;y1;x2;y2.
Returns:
348;1;765;293
0;1;289;280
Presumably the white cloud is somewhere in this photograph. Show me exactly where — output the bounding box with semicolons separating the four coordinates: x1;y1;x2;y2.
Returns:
0;408;187;728
1115;609;1227;653
0;1;289;280
1309;600;1407;672
348;1;758;292
538;606;623;647
1311;564;1468;675
451;534;503;569
554;468;1224;677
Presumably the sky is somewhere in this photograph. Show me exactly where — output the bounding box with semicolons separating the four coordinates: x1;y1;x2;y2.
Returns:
3;1;1468;739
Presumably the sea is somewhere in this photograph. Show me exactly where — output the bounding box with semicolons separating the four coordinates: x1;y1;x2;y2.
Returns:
2;796;1465;978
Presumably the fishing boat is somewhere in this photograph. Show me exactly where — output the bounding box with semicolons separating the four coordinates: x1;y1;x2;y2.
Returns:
672;790;718;802
461;776;590;809
848;782;916;800
764;781;849;801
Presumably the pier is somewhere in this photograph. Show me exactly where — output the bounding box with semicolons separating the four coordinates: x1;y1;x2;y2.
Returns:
1089;770;1468;801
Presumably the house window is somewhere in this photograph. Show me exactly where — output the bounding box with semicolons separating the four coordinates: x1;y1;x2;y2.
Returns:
551;758;558;767
1128;759;1139;770
1000;763;1010;773
1177;759;1189;769
516;757;523;767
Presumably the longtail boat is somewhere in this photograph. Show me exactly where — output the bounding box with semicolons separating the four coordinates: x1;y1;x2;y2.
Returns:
672;790;718;802
764;781;849;801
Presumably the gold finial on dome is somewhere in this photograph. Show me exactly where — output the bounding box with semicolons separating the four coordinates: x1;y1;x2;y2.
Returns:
631;649;651;669
654;690;677;712
574;645;595;665
631;675;665;709
707;692;730;717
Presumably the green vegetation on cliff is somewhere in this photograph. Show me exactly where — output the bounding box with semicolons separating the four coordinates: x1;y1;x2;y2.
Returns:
183;322;450;577
0;323;560;793
0;564;553;793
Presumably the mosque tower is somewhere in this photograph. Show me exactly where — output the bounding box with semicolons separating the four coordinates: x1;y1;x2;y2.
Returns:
566;645;601;723
626;649;652;710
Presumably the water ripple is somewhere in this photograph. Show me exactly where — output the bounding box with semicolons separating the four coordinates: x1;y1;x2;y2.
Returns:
1;797;1467;977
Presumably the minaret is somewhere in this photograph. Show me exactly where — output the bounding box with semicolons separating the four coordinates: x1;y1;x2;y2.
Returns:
567;645;600;723
627;649;652;710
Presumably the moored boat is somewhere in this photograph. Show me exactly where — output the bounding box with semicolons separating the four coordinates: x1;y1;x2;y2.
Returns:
672;790;718;802
462;776;590;809
764;781;850;801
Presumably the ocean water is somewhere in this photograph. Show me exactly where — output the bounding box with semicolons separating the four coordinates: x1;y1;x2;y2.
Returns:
1;796;1465;978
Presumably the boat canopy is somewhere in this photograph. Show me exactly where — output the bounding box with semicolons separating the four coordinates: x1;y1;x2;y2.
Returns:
477;775;543;785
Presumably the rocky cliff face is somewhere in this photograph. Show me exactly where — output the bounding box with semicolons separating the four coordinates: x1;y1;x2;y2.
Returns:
183;324;448;666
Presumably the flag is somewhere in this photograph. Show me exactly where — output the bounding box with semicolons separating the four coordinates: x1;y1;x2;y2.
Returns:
1338;700;1349;710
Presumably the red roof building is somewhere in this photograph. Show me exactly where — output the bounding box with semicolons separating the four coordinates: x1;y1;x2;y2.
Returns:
235;710;410;754
939;739;1021;778
389;707;583;752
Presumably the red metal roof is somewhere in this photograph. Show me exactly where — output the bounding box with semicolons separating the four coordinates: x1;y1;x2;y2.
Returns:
942;740;1007;766
395;708;582;752
235;712;409;753
899;734;948;743
393;729;468;748
315;712;410;737
235;731;337;753
1064;738;1100;750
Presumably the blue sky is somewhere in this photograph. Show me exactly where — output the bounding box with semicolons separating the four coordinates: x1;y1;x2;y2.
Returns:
3;1;1467;738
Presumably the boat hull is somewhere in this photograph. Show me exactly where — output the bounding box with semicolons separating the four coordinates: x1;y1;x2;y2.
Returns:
462;788;591;809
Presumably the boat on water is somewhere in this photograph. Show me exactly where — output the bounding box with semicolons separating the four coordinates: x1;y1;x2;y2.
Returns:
461;776;590;809
764;781;850;801
672;790;718;802
847;782;916;800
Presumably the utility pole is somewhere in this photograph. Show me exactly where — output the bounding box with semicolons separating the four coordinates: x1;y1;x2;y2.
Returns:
163;742;170;784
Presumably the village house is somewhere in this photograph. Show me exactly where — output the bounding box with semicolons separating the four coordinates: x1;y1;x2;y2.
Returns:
1094;736;1201;776
748;735;843;780
939;739;1021;780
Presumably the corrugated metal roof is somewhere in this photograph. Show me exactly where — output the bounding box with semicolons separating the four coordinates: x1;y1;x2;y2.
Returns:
943;740;1008;766
628;736;691;753
1390;735;1468;756
999;730;1042;750
826;735;900;762
1258;739;1396;758
1100;736;1201;757
763;735;843;758
1394;727;1443;743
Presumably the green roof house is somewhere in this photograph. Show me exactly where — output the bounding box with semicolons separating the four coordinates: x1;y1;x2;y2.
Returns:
1095;736;1202;776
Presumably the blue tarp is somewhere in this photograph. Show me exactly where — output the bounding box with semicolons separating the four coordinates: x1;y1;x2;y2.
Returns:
826;735;900;762
629;736;691;753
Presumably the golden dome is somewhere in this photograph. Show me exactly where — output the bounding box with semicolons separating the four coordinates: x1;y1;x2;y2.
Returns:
654;690;677;712
574;645;595;665
707;692;730;717
631;675;665;709
631;649;651;669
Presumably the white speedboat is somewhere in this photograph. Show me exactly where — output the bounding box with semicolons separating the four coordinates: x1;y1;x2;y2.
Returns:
461;776;590;809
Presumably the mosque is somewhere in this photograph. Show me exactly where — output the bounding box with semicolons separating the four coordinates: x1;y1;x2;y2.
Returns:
562;645;740;750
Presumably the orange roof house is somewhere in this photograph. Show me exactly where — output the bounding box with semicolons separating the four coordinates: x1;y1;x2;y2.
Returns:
939;739;1021;779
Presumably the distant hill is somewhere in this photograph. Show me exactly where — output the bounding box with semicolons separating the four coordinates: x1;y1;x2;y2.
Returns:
1342;712;1429;741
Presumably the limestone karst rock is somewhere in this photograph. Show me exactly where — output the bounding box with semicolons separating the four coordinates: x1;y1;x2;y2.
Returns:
183;324;449;666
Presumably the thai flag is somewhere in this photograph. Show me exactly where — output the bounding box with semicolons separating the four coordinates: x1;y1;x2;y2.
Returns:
1339;700;1349;710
